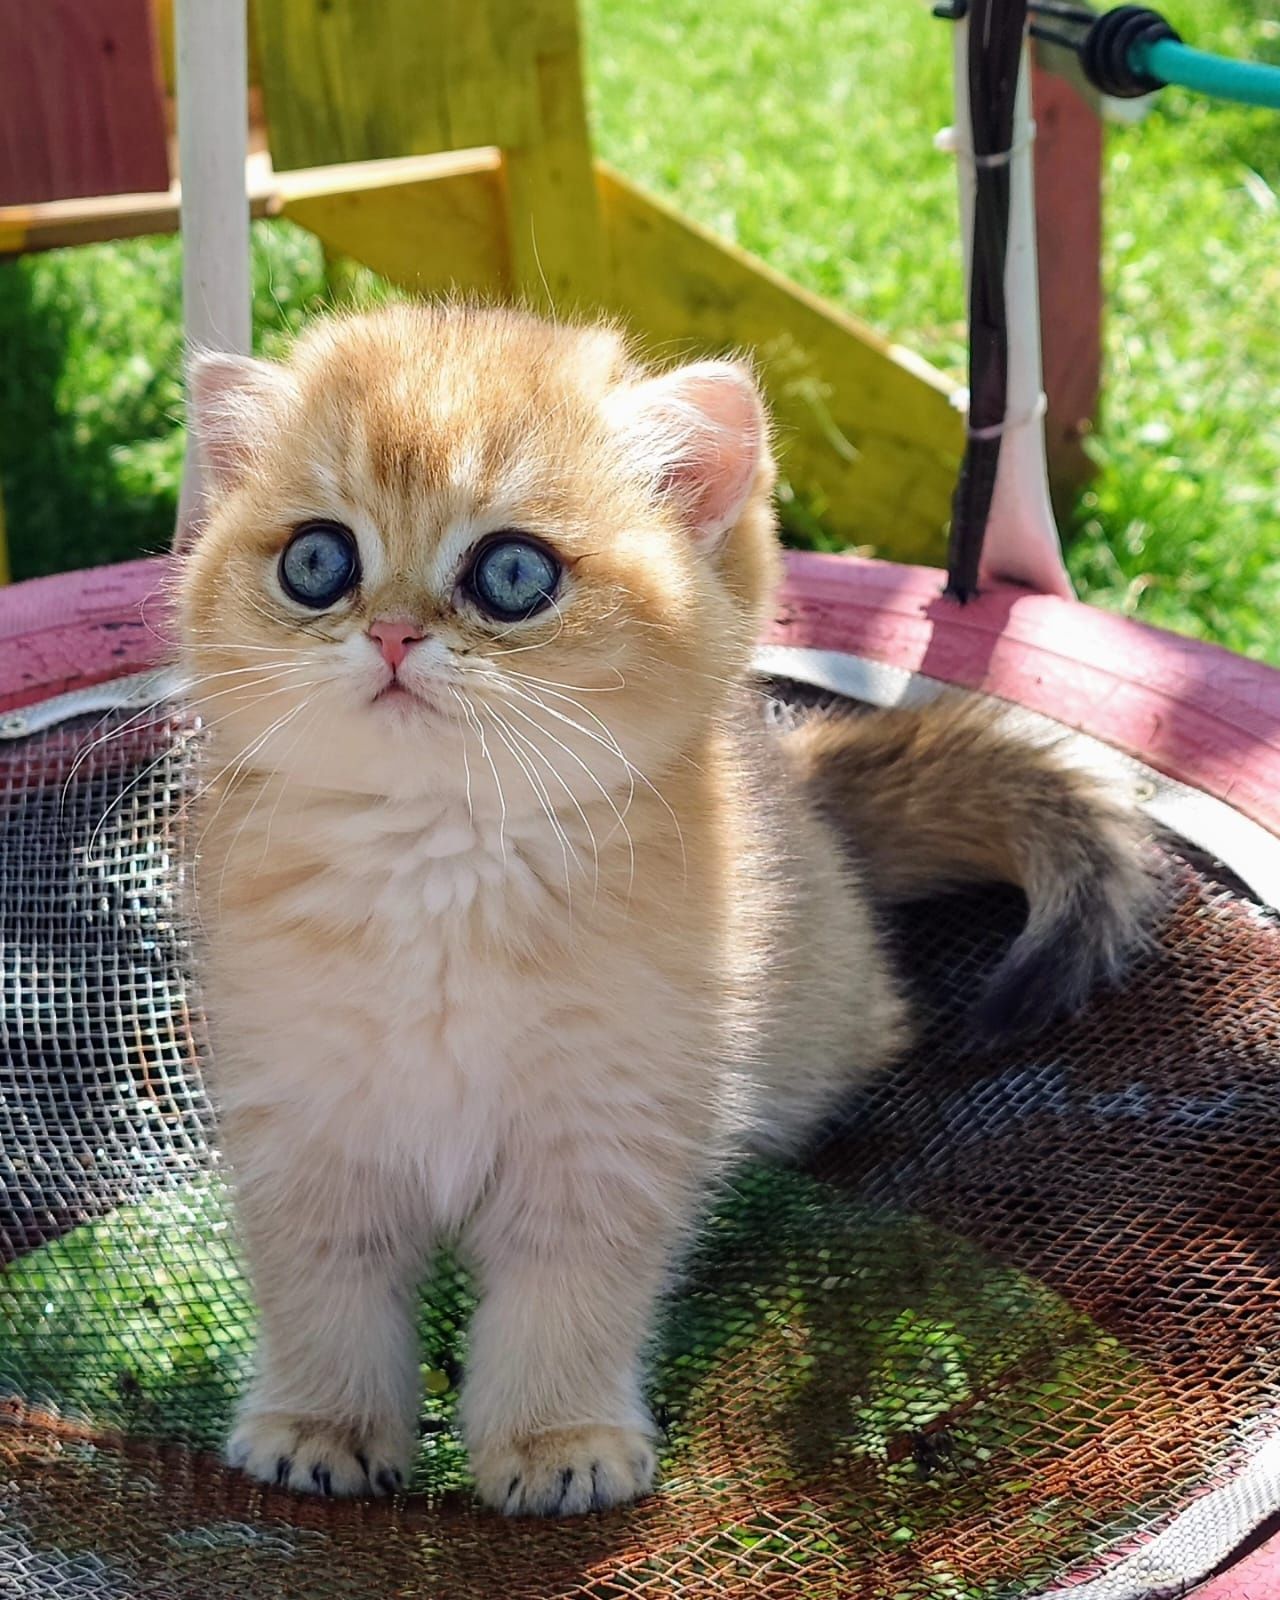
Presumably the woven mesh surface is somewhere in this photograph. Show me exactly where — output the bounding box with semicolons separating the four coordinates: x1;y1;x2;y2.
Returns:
1;684;1278;1600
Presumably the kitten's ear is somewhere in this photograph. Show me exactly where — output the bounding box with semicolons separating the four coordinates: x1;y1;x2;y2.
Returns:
187;351;293;491
611;361;767;551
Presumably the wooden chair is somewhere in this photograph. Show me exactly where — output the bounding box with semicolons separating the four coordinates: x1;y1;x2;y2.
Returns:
0;0;1100;578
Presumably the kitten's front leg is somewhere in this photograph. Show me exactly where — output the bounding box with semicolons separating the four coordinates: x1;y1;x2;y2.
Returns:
460;1120;703;1517
226;1159;424;1497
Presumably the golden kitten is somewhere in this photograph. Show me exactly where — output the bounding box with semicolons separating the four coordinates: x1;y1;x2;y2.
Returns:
177;303;1157;1514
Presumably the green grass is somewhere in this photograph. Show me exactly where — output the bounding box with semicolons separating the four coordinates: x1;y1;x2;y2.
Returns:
0;0;1275;659
584;0;1280;660
0;225;336;578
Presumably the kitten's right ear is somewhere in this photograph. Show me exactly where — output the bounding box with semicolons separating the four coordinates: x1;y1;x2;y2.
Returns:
187;352;293;492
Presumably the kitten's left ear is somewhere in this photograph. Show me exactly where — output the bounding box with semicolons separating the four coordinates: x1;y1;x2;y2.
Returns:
610;361;767;551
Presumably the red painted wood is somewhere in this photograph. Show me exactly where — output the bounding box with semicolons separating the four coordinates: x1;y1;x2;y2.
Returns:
1196;1530;1280;1599
1032;63;1103;494
766;553;1280;838
0;553;1276;846
0;558;171;712
0;0;170;206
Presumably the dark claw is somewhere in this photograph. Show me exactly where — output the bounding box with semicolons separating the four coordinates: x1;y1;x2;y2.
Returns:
311;1465;333;1496
589;1462;605;1512
375;1467;402;1496
274;1455;292;1487
355;1451;371;1481
505;1475;522;1507
556;1466;575;1510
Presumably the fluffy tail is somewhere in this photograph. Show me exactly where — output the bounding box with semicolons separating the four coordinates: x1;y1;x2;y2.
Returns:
786;693;1165;1041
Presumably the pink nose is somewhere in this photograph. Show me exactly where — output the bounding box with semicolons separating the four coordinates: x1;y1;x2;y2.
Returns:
368;617;425;672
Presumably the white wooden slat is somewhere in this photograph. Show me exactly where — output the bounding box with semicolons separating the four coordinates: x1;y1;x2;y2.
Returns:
174;0;252;548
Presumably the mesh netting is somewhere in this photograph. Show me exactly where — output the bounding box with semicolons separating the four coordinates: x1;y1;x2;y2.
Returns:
1;683;1278;1600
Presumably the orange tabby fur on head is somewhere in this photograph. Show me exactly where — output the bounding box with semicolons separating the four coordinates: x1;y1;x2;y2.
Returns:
179;303;1157;1514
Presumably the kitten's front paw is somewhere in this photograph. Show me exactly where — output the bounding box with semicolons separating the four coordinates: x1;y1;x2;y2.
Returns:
227;1410;412;1498
472;1424;657;1516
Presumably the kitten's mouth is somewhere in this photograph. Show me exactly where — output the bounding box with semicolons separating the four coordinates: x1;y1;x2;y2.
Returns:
373;680;441;714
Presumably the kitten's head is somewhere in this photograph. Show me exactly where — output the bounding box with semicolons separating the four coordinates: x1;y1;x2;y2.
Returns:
178;303;780;807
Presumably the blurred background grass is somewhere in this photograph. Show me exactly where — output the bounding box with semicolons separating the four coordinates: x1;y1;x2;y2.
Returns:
0;0;1275;659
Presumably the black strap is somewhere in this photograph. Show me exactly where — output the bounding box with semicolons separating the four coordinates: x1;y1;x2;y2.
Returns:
945;0;1031;602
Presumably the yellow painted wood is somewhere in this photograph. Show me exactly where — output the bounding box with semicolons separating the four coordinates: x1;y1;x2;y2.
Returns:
152;0;174;95
278;152;509;300
0;191;191;256
150;0;958;555
474;0;603;310
500;34;604;310
1;118;956;555
254;0;448;169
253;0;601;310
440;0;537;154
280;151;958;554
597;167;960;558
0;152;502;264
0;149;504;267
0;210;29;254
252;0;536;171
0;181;275;258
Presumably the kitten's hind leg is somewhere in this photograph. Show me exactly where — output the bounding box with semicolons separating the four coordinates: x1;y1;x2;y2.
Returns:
227;1167;424;1497
459;1116;701;1516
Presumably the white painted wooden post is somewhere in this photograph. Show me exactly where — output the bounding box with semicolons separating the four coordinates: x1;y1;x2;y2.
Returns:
948;19;1073;597
174;0;252;549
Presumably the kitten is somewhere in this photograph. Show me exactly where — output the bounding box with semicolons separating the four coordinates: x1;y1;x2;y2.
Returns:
177;303;1158;1515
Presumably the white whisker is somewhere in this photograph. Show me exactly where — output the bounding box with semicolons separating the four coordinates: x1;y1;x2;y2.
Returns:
502;665;626;695
483;599;569;659
193;696;314;867
447;691;475;829
493;677;635;839
496;678;686;881
188;639;313;655
454;692;507;867
215;700;315;909
61;660;304;829
481;703;579;908
249;692;329;880
84;678;308;868
491;692;634;901
494;710;602;898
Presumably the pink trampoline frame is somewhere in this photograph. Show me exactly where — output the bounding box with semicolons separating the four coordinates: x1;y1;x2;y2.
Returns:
3;551;1276;839
1204;1535;1280;1600
1;548;1278;1596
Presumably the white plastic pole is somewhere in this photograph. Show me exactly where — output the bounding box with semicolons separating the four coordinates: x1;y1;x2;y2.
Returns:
174;0;252;548
949;17;1073;598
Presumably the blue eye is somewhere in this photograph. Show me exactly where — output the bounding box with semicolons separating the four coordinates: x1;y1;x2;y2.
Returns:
279;522;360;609
467;535;560;621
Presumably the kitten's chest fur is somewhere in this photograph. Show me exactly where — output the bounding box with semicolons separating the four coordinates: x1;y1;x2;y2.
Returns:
203;789;694;1221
